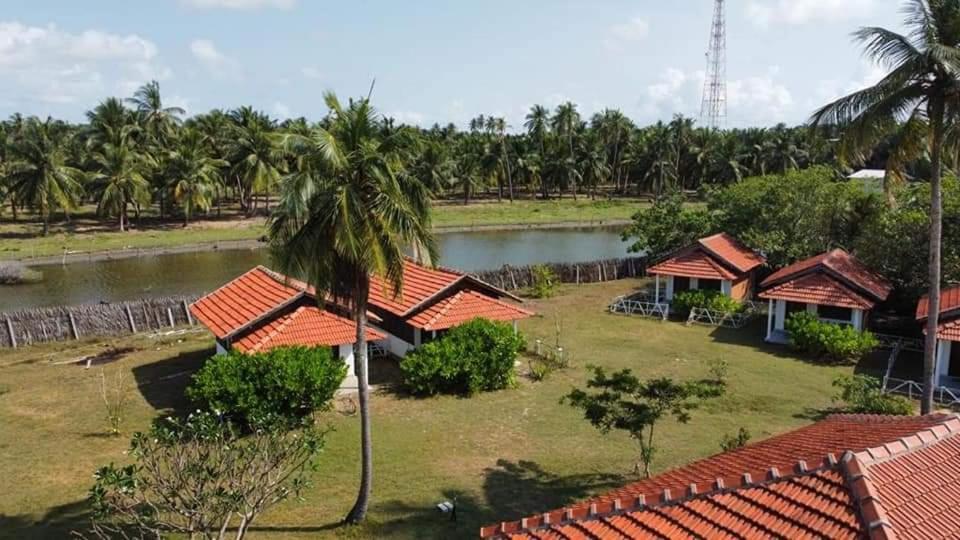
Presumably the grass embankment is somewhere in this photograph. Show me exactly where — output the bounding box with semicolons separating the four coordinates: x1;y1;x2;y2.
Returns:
0;198;648;262
0;279;865;539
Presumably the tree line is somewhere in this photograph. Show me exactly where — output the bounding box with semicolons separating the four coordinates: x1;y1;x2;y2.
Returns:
0;80;863;235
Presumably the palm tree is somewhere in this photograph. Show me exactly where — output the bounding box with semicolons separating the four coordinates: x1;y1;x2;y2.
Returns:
227;109;284;214
270;92;436;524
89;131;152;231
6;118;84;235
126;80;184;143
811;0;960;414
524;105;551;199
552;102;581;199
166;128;225;226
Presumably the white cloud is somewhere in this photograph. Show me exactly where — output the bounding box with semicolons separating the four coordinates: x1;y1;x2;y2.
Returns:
180;0;295;9
300;66;322;79
272;101;290;119
385;110;425;125
190;38;240;79
809;60;887;113
603;16;649;51
728;75;794;119
747;0;875;28
0;21;169;108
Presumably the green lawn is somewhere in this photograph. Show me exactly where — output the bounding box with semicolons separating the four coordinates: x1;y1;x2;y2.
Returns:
0;198;649;261
0;279;866;539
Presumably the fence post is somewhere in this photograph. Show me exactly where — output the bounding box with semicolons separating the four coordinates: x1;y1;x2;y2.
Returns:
125;305;137;333
68;311;79;340
182;300;194;325
575;265;580;284
167;308;175;328
5;317;16;348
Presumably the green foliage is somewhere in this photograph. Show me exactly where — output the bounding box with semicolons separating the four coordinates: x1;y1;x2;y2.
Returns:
87;410;325;539
670;290;744;317
528;264;558;298
785;312;879;362
719;427;751;452
187;346;346;427
622;192;712;256
832;375;913;416
400;318;525;396
563;366;725;477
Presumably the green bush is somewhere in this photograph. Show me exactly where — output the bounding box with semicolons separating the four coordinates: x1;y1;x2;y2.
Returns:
671;290;744;317
785;312;879;362
833;375;913;415
187;346;347;427
400;318;525;396
528;265;558;298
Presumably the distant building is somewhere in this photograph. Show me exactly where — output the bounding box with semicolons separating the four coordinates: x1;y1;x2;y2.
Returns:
645;233;765;303
917;285;960;389
847;168;886;194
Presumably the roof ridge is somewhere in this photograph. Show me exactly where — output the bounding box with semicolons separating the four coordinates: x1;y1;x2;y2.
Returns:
250;305;306;352
481;458;842;538
852;414;960;466
423;290;464;330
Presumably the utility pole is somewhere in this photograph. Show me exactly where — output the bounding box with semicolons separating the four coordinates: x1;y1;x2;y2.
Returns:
700;0;726;129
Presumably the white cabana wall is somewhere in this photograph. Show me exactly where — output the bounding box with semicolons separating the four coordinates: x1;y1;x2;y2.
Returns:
765;298;865;342
655;275;733;302
935;339;955;382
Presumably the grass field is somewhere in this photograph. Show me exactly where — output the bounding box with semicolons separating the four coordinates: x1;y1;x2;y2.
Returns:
0;279;871;539
0;198;649;261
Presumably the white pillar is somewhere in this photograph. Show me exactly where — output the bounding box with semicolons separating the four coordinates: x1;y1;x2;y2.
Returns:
936;340;952;382
665;276;675;301
721;279;733;297
690;277;699;290
774;300;787;331
852;309;864;331
766;298;774;341
654;275;661;303
512;321;518;334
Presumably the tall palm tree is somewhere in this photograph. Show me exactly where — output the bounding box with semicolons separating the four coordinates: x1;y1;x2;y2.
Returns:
270;92;436;524
524;105;551;199
126;80;184;143
6;118;84;235
166;128;225;226
227;109;284;214
811;0;960;414
89;131;152;231
552;102;581;200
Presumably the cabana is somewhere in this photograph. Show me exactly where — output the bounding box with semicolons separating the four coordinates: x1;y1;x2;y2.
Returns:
646;233;765;304
759;248;892;343
917;285;960;388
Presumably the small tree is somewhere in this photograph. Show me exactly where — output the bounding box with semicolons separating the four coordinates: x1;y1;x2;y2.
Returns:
563;367;724;477
84;411;325;540
719;427;751;452
98;368;129;436
528;265;558;298
833;375;912;416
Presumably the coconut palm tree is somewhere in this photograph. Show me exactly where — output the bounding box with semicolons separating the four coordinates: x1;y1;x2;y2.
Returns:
270;92;436;524
552;102;581;199
126;81;184;143
524;105;551;199
89;131;152;231
166;128;225;226
6;118;84;235
227;109;284;214
810;0;960;414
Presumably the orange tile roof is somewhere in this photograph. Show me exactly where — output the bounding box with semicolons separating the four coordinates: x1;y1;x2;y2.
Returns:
759;272;877;309
368;260;465;315
916;284;960;320
761;248;892;303
937;319;960;341
482;413;953;539
698;232;765;273
407;290;534;331
232;306;385;353
190;266;306;339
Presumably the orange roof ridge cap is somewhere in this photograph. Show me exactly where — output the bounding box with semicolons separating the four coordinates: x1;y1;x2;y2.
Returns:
249;305;306;352
480;459;846;539
190;266;279;309
852;414;960;467
840;450;895;539
423;290;464;330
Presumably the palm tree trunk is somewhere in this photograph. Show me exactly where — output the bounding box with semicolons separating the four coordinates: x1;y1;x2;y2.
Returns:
346;279;372;524
10;197;17;221
502;139;514;202
119;204;125;232
922;99;945;415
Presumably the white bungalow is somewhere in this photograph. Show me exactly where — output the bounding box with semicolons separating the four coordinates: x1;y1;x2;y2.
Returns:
645;233;765;304
917;285;960;388
759;248;892;344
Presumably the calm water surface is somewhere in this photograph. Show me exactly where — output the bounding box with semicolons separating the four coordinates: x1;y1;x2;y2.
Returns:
1;227;630;311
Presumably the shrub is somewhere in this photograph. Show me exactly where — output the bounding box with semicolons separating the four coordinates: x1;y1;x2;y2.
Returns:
400;318;524;396
187;346;346;427
833;375;913;416
528;265;558;298
785;311;879;362
671;290;744;317
720;427;751;452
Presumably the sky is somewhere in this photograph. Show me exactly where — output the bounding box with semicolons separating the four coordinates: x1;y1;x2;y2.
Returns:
0;0;907;129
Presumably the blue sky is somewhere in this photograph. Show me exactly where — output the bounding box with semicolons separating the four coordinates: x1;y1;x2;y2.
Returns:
0;0;904;128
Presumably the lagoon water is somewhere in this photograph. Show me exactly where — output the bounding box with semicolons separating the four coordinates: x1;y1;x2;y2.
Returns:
0;226;631;311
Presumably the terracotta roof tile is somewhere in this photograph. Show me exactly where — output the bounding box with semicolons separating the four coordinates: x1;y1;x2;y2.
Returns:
190;266;305;339
647;247;739;280
368;260;464;315
916;284;960;320
698;233;765;273
482;414;952;539
759;272;877;309
407;290;534;331
760;249;892;302
232;306;385;353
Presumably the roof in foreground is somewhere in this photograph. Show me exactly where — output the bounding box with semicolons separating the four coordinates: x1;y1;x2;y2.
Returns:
407;289;534;331
759;272;877;309
190;266;305;339
233;305;385;353
760;248;892;306
647;233;764;280
481;413;955;539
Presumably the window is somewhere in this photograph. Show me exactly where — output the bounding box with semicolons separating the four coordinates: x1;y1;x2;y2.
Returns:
698;279;722;291
673;276;690;293
818;305;853;322
786;301;807;316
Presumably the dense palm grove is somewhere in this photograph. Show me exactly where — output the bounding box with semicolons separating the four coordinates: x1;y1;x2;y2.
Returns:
0;81;855;234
